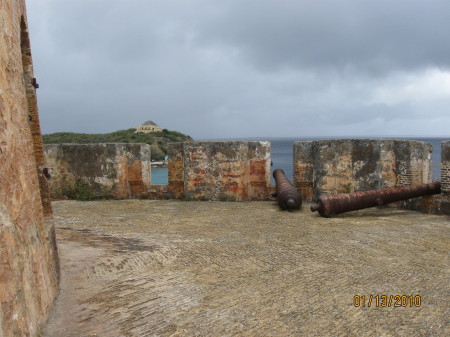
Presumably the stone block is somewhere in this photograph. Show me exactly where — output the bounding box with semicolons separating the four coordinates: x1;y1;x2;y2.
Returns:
44;143;151;199
440;141;450;215
167;141;271;201
294;139;433;201
441;141;450;194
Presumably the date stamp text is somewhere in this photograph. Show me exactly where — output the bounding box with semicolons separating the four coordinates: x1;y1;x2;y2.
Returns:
353;295;421;307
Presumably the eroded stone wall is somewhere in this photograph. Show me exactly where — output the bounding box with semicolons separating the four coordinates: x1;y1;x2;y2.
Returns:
294;139;433;201
0;1;59;335
44;143;151;199
168;141;271;201
168;142;185;199
441;141;450;215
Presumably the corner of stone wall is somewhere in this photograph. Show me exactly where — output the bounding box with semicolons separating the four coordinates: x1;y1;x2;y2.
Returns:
246;141;272;200
293;141;315;201
394;140;433;187
116;143;152;198
167;143;185;199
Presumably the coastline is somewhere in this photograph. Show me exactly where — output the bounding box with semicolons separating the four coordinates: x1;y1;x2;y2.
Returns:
151;161;167;168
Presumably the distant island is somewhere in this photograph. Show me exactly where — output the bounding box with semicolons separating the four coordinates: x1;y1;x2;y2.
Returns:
42;128;193;161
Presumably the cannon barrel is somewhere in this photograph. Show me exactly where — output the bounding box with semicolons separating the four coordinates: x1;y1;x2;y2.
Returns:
310;182;441;217
273;168;302;211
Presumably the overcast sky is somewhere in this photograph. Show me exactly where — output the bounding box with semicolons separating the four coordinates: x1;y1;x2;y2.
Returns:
27;0;450;139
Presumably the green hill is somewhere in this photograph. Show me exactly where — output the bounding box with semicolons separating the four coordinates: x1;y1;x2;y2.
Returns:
42;128;193;160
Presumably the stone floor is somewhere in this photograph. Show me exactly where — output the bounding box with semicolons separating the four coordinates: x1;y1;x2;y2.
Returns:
42;200;449;337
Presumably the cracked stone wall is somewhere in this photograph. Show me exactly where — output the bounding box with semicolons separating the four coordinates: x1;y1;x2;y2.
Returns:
0;1;59;336
293;139;433;202
44;143;152;199
168;141;271;201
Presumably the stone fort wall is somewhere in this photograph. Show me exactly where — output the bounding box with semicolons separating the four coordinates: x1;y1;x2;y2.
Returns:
43;141;272;201
293;139;433;200
440;141;450;214
0;1;59;336
44;143;152;199
168;141;271;201
44;140;450;215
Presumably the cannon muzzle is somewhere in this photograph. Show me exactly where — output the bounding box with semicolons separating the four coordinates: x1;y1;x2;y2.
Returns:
273;168;302;211
310;182;441;217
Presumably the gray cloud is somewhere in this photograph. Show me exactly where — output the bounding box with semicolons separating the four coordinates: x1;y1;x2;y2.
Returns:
27;0;450;138
197;0;450;74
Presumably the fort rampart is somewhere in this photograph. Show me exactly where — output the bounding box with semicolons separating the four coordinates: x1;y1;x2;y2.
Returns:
168;141;271;201
43;140;450;214
0;1;59;335
44;143;151;199
293;139;432;200
440;141;450;214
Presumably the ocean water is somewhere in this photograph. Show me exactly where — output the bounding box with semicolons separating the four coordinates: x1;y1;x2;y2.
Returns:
151;167;168;185
151;137;448;185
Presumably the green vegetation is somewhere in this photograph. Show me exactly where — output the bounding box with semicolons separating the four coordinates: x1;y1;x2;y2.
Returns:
62;179;96;201
42;128;193;160
344;182;354;193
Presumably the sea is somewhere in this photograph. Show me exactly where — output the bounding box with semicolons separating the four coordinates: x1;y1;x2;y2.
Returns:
151;137;448;185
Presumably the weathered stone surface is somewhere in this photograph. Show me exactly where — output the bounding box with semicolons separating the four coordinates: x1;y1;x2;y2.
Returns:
148;184;170;199
442;141;450;193
294;139;433;202
44;200;450;336
440;141;450;215
167;142;185;198
44;143;151;199
168;141;271;201
0;1;59;336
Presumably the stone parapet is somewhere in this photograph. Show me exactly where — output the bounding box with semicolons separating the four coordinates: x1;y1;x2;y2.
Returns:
168;142;185;199
168;141;271;201
294;139;433;201
440;141;450;215
441;141;450;193
44;143;151;199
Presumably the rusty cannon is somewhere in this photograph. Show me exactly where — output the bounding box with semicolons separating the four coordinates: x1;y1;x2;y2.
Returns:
273;168;302;211
310;182;441;217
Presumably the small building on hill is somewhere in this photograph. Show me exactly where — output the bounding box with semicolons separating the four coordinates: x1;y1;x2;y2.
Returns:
136;120;163;133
